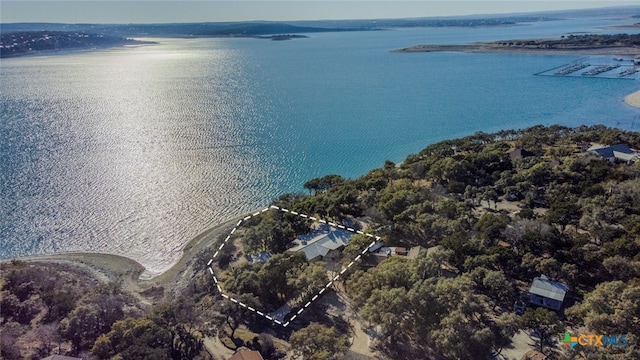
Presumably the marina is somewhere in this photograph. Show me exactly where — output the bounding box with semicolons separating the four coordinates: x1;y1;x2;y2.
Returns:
538;56;638;80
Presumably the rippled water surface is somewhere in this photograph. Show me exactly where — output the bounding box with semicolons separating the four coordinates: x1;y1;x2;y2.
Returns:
2;20;639;273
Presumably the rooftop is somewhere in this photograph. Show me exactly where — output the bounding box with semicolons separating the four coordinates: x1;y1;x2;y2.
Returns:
588;143;634;158
228;350;264;360
529;275;568;302
290;226;352;260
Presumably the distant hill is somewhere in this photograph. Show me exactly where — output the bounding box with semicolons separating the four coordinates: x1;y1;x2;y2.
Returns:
0;15;570;39
0;22;359;38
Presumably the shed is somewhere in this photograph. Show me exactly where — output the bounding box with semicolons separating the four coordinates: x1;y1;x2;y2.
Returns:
528;275;568;311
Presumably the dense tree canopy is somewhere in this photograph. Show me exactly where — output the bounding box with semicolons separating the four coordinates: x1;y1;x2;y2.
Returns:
289;322;350;360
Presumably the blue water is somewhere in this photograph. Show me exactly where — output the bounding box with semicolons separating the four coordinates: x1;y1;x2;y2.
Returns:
1;17;639;273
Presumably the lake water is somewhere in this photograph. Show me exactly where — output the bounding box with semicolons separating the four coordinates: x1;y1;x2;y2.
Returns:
1;17;639;273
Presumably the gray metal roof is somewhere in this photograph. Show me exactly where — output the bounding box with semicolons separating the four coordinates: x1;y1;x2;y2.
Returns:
293;228;352;260
369;242;384;253
529;276;568;302
299;242;331;260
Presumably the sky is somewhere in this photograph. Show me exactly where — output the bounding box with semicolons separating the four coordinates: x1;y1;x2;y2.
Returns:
1;1;639;24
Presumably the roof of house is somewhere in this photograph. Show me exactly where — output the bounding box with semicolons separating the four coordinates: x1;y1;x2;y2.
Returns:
588;143;633;159
298;242;332;260
361;253;388;267
228;350;264;360
368;241;385;253
508;148;534;161
613;151;636;162
529;275;568;302
395;247;407;255
291;227;352;260
40;356;82;360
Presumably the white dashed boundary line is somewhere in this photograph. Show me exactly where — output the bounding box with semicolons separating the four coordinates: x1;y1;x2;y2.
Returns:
205;205;380;327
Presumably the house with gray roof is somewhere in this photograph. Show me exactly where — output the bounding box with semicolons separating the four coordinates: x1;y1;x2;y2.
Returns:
587;143;637;164
528;275;568;311
289;226;352;261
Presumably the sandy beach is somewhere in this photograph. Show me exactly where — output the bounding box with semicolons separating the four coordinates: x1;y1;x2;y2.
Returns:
624;90;640;109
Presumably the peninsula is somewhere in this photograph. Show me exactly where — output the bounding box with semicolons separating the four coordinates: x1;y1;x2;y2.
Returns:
3;125;639;359
394;33;640;55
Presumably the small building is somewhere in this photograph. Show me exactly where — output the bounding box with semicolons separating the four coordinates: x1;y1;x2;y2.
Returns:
228;349;264;360
528;275;568;311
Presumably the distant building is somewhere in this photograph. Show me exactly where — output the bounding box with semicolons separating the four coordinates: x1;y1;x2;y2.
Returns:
508;148;535;162
528;275;568;311
290;226;352;261
228;349;265;360
587;143;637;164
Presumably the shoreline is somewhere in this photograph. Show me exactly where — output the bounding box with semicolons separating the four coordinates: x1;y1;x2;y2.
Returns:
393;44;640;56
624;90;640;109
2;208;265;288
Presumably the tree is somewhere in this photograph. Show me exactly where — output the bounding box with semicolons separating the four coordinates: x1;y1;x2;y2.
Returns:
566;281;640;334
92;317;172;360
152;301;206;360
59;304;101;352
214;294;261;348
519;308;564;354
481;188;499;209
303;174;345;194
59;282;133;353
289;322;350;360
340;234;373;265
546;198;581;233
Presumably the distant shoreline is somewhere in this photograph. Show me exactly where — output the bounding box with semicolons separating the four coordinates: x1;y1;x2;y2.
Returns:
393;43;640;56
394;33;640;56
0;43;156;59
